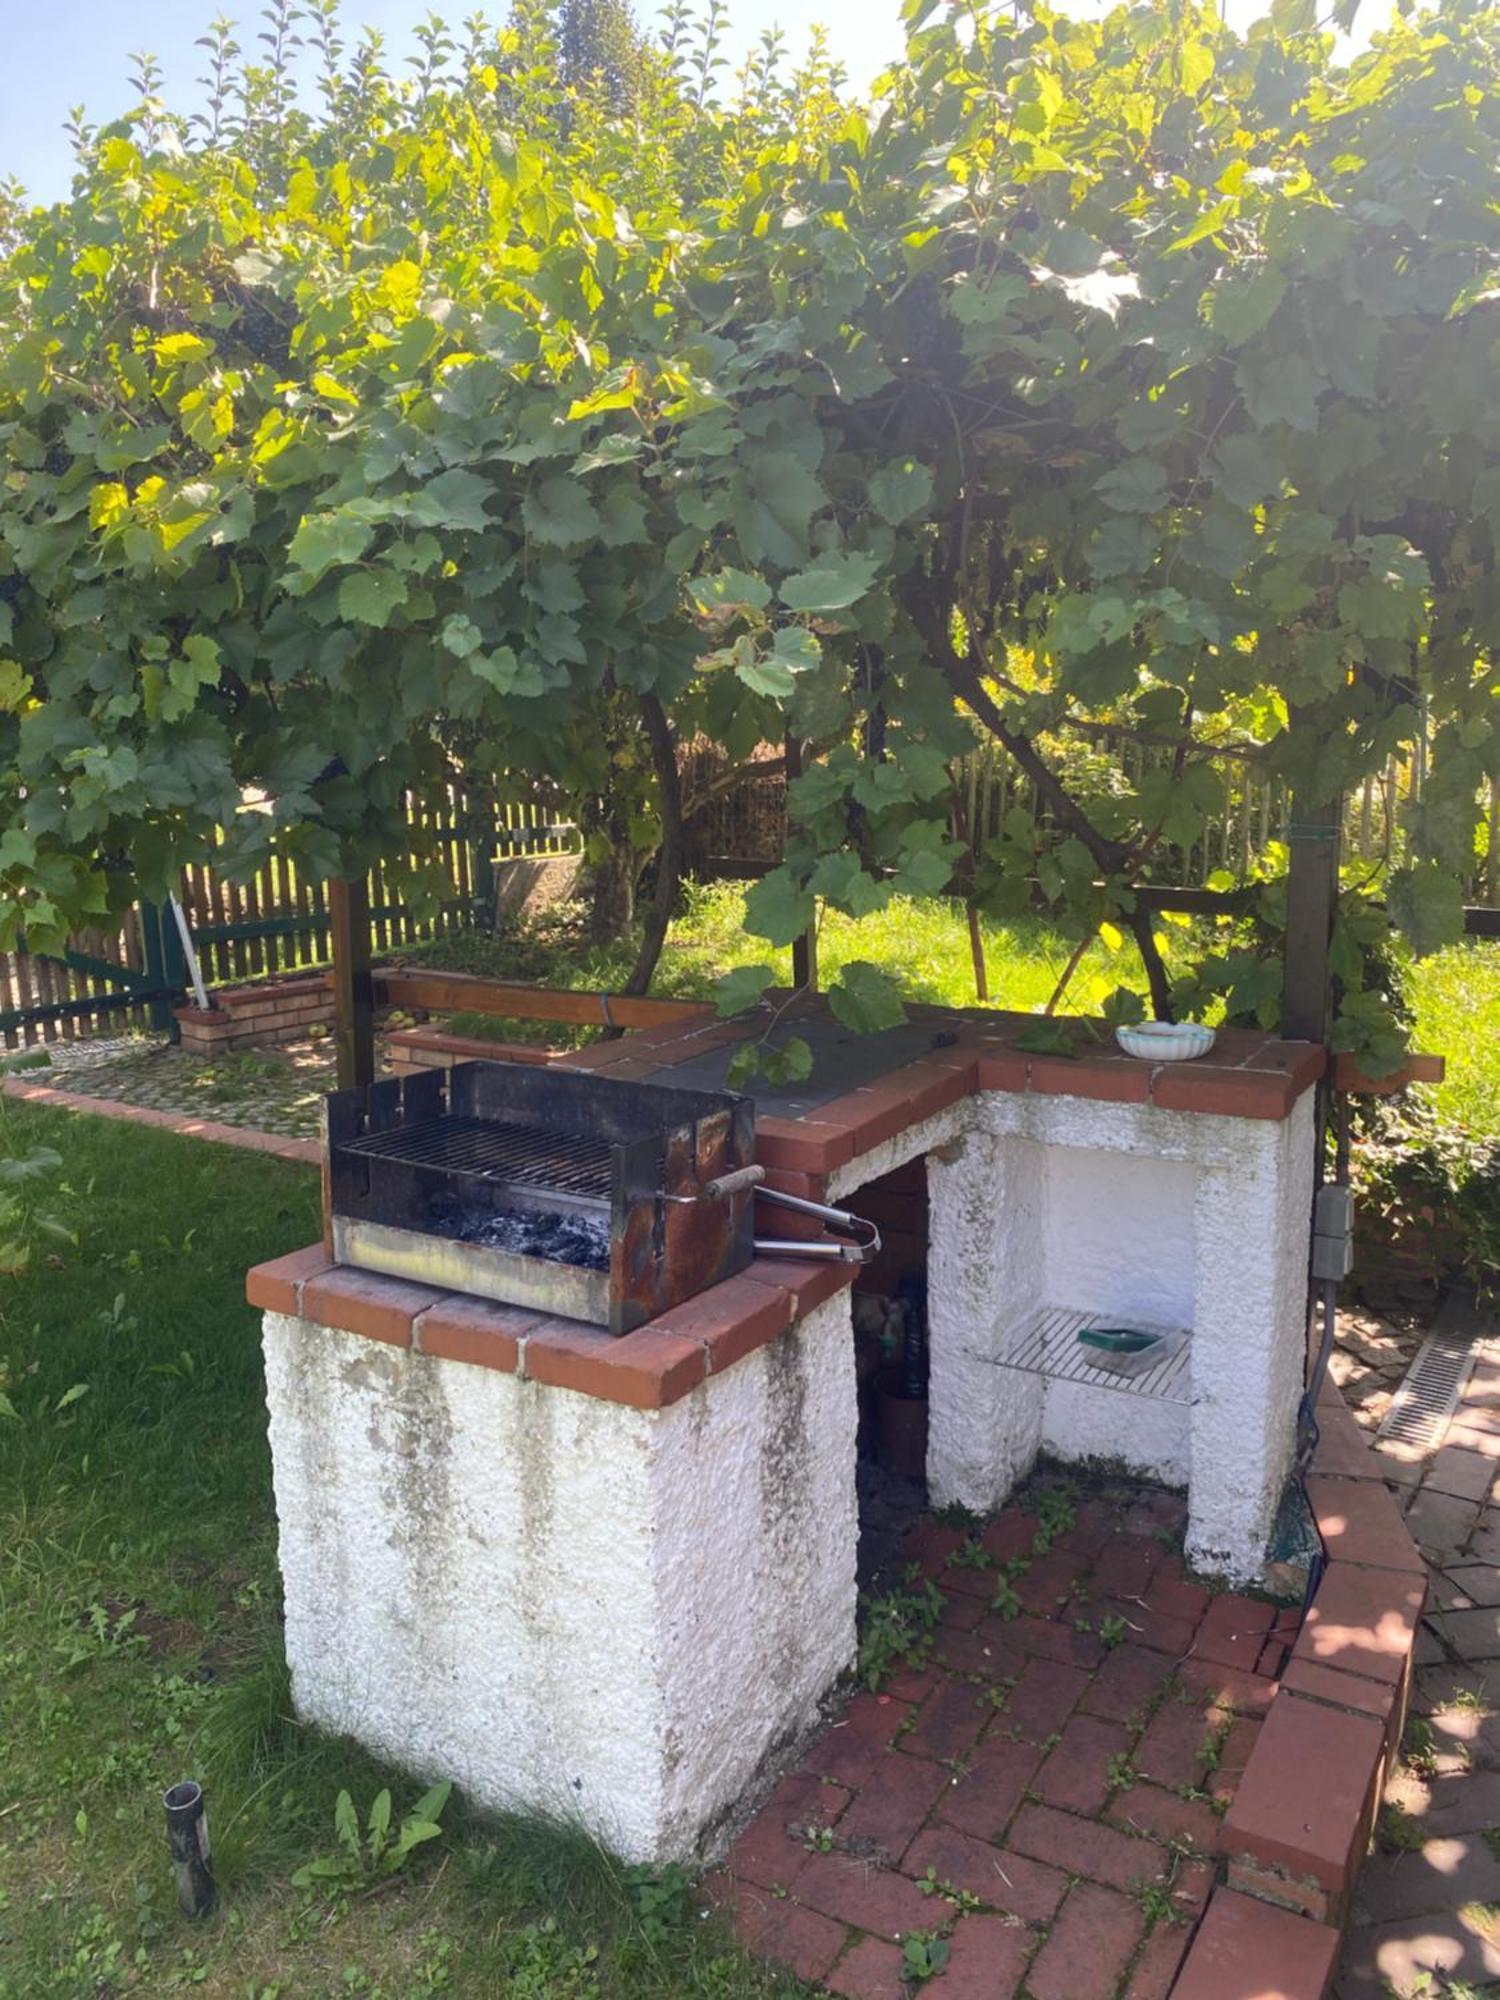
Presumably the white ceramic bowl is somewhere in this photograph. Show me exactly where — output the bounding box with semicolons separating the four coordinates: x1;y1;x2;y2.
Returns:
1115;1021;1215;1063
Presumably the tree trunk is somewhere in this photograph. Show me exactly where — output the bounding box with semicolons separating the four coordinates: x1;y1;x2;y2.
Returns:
1128;904;1175;1022
619;692;682;1000
583;834;635;941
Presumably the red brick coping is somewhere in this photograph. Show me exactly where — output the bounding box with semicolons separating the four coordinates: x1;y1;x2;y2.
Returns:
247;1244;856;1411
561;1007;1327;1179
388;1010;1440;1109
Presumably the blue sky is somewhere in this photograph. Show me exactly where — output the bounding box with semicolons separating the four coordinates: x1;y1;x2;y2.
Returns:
7;0;1380;203
4;1;910;201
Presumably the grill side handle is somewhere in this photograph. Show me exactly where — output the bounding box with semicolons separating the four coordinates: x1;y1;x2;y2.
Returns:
700;1165;766;1201
693;1167;882;1266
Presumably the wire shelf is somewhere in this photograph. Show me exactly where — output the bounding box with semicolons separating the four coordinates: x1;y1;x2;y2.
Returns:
984;1304;1193;1406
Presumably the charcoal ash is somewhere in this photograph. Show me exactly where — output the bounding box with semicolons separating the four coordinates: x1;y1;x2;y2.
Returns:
427;1196;611;1271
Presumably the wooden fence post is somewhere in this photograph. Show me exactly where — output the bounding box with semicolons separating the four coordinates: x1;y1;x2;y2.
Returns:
329;877;375;1089
1281;791;1343;1044
138;901;179;1036
470;807;498;928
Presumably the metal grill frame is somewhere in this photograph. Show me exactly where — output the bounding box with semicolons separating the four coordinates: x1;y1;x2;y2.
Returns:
325;1060;756;1334
981;1304;1193;1406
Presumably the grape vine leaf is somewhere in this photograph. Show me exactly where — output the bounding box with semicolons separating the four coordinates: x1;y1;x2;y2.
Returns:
408;469;495;533
743;866;816;946
338;570;409;628
1387;862;1466;958
714;962;776;1017
827;960;906;1035
779;551;881;614
521;477;601;547
732;451;827;569
471;648;545;698
691;569;773;617
867;460;934;524
287;511;376;587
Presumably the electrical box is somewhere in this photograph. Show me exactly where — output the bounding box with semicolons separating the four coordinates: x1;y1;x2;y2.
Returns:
1311;1183;1354;1283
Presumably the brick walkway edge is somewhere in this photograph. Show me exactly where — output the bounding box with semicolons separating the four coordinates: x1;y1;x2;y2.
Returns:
712;1389;1422;2000
1197;1379;1424;1998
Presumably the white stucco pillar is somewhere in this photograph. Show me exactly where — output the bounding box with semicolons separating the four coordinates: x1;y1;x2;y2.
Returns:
925;1118;1047;1511
261;1289;858;1865
1184;1093;1317;1578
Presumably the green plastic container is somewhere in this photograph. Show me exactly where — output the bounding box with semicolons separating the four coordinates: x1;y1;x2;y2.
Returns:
1075;1325;1177;1378
1077;1327;1159;1356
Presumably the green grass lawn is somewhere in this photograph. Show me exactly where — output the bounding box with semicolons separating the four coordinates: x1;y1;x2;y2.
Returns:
416;881;1500;1140
0;1101;807;2000
418;881;1204;1050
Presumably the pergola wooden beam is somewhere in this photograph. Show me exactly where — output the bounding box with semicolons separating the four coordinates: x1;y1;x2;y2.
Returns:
325;876;716;1092
329;877;375;1090
1280;792;1343;1044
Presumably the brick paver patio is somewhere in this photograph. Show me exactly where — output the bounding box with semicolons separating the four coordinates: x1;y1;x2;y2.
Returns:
1335;1295;1500;1999
710;1481;1297;1999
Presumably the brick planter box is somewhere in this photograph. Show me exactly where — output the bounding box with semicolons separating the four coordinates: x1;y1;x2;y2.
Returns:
175;975;332;1055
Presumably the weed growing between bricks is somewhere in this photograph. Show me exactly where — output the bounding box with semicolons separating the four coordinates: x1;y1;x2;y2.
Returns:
712;1465;1293;1998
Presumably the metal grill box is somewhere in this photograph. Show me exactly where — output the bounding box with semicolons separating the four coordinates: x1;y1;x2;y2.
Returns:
325;1060;756;1334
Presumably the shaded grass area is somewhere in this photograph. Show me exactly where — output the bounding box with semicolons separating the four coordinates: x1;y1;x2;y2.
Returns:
0;1100;807;2000
410;881;1500;1139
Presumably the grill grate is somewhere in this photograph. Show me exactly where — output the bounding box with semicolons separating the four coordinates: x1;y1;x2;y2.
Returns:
341;1115;614;1203
1375;1323;1478;1452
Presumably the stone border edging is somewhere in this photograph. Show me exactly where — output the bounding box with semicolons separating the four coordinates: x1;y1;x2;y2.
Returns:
1;1076;320;1165
1167;1379;1425;1998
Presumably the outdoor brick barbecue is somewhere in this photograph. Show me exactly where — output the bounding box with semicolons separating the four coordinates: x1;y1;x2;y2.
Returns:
250;1000;1328;1867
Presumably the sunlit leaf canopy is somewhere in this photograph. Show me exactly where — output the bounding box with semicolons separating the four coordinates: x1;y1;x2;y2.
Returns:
0;0;1497;1066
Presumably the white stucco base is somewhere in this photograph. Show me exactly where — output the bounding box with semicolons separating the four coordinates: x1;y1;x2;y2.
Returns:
261;1289;857;1865
835;1088;1316;1586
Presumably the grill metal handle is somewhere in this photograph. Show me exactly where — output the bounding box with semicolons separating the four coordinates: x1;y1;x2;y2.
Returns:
752;1184;881;1266
691;1163;881;1264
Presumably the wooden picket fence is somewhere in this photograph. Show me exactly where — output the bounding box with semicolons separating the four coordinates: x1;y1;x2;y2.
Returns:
0;785;579;1048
